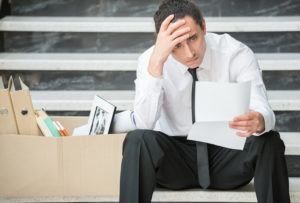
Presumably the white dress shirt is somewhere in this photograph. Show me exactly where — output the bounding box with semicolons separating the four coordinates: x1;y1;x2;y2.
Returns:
133;32;275;136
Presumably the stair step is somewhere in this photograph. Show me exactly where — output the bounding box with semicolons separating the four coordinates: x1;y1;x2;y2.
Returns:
1;177;299;202
281;132;300;155
1;16;300;32
30;90;300;111
1;53;300;71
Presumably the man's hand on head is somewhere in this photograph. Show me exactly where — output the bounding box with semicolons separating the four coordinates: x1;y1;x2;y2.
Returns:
229;110;265;137
148;14;191;77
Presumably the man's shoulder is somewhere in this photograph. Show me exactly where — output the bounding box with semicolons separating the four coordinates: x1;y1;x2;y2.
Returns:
206;32;249;53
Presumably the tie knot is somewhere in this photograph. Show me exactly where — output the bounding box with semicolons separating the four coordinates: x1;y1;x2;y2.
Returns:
188;67;199;81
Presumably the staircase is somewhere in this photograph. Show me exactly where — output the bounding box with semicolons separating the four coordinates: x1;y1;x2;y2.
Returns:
0;0;300;202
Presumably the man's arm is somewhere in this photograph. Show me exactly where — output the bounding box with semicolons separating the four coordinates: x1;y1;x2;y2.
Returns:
133;14;191;129
229;47;275;137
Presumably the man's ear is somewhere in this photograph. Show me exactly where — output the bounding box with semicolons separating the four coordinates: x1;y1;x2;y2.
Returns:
202;18;206;35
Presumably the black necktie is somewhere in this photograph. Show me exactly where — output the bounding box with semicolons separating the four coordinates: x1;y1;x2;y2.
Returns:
188;67;210;189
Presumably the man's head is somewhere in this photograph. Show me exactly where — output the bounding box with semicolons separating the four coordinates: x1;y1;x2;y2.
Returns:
153;0;206;68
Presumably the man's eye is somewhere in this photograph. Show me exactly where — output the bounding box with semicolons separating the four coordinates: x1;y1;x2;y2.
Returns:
190;35;197;41
174;43;181;49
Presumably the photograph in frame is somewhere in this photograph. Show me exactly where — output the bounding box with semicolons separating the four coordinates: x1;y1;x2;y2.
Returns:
88;95;116;135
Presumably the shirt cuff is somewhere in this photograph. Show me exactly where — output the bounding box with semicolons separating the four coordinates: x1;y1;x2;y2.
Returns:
252;109;275;136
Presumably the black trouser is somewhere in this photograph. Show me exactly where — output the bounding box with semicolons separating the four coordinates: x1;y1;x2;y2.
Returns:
119;129;290;203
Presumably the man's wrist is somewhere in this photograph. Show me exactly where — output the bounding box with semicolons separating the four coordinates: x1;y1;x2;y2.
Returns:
255;111;265;133
148;56;164;78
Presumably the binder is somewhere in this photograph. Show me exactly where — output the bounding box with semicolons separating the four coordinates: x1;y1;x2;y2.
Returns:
10;77;41;136
0;76;19;134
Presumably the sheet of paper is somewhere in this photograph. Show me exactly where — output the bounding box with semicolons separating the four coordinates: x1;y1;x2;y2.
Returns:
188;122;247;150
188;81;251;150
72;124;90;136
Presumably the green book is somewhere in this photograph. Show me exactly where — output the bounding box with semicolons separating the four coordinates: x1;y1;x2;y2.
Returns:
36;110;61;137
43;117;61;137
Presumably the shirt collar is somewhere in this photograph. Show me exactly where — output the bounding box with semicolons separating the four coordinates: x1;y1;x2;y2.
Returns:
173;36;211;74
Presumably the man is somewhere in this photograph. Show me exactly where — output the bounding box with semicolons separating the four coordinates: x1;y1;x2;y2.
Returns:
119;0;290;202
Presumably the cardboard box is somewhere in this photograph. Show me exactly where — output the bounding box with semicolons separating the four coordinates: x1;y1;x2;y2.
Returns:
0;116;126;198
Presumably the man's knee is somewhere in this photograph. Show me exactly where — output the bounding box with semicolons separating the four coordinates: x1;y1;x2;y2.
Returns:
248;130;285;154
123;129;159;148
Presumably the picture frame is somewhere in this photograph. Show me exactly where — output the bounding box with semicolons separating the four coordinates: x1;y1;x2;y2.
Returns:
87;95;116;135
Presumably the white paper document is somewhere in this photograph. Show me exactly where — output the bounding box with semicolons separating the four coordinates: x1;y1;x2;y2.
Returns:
187;81;251;150
72;124;90;136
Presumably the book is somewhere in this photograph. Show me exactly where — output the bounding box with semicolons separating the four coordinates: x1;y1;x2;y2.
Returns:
87;95;116;135
36;110;61;137
35;111;52;137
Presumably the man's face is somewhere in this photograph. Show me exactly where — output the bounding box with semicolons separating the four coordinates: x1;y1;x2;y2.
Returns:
171;16;206;69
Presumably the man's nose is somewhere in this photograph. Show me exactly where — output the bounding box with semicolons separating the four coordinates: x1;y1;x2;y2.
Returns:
183;44;194;58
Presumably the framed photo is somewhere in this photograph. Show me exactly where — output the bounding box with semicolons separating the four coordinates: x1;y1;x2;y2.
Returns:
88;95;116;135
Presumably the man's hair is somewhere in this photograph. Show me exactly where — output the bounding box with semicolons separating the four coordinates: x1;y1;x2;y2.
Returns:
153;0;204;34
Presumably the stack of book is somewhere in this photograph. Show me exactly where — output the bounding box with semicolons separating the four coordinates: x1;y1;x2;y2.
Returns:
35;109;69;137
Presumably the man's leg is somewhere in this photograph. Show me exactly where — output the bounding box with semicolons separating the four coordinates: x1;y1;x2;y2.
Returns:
208;131;290;203
119;129;199;203
251;131;290;203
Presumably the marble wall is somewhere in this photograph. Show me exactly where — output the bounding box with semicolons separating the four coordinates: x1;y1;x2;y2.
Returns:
3;0;299;136
1;70;300;91
11;0;300;17
4;32;300;53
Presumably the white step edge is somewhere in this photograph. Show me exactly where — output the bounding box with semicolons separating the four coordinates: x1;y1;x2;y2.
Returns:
268;90;300;111
30;90;300;111
1;16;300;32
1;53;300;71
1;178;299;202
281;132;300;155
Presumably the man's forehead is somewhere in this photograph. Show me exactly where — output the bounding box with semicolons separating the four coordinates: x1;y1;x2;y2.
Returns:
171;16;201;30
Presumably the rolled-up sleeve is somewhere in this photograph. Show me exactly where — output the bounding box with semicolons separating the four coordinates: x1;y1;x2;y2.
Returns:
233;47;276;135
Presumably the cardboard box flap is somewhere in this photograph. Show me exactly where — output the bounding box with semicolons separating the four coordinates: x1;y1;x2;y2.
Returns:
10;77;41;136
0;76;18;134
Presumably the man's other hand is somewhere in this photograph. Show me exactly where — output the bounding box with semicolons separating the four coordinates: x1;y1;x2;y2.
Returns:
229;110;265;137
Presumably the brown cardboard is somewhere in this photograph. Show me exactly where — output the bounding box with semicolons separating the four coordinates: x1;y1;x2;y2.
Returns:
0;76;18;134
10;77;41;136
0;116;126;198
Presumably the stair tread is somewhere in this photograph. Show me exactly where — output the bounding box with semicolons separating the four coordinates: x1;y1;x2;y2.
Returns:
1;53;300;71
1;177;300;202
29;90;300;111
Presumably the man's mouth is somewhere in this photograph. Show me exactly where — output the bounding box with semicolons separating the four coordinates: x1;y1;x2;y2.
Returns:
187;56;199;63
